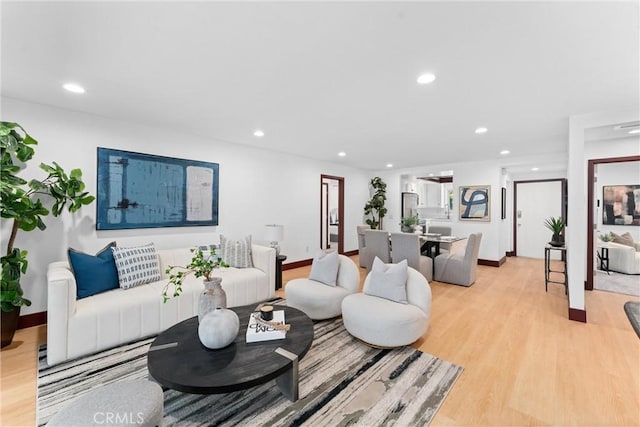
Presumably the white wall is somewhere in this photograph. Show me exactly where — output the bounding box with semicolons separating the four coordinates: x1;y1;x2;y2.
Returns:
596;159;640;241
568;109;639;312
375;158;506;262
1;98;370;314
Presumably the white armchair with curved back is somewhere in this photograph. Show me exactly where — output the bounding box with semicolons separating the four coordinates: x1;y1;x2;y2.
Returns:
285;254;360;320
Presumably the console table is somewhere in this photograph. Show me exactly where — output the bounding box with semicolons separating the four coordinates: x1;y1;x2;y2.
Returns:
544;245;567;293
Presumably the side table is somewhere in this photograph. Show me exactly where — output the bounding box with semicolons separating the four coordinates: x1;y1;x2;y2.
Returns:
276;254;287;290
544;245;567;294
597;244;610;275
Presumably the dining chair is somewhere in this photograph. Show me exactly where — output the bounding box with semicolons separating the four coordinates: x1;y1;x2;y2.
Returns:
356;225;371;268
389;232;433;281
363;229;391;271
434;232;482;286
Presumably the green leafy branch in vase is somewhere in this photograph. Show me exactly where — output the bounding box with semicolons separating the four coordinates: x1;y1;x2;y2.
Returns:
162;247;228;303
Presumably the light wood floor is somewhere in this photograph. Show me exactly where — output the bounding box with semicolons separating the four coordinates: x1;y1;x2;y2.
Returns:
1;256;638;426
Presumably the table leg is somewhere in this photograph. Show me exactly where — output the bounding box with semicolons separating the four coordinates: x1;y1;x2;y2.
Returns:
275;347;299;402
544;247;549;292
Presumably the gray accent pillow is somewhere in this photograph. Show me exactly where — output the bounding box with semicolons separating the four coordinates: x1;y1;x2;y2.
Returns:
365;257;408;304
309;251;339;286
220;235;253;268
611;232;634;247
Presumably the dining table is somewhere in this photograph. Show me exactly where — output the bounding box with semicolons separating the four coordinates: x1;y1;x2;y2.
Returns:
418;234;465;258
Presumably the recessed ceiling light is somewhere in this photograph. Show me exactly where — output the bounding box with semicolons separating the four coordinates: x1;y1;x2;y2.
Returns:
253;130;264;137
386;163;393;168
428;173;434;177
63;83;85;94
629;129;640;134
531;167;539;171
416;73;436;85
475;127;488;134
500;150;510;155
338;151;346;157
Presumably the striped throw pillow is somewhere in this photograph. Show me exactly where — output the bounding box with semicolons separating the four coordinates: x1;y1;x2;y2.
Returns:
220;235;253;268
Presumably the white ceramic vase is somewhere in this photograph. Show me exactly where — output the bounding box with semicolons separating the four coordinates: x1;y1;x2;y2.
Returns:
198;277;226;322
198;308;240;349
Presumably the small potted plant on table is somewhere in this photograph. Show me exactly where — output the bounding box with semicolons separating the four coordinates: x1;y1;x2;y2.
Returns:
544;216;565;247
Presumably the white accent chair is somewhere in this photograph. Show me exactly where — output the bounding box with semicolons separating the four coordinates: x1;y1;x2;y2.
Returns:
357;225;372;268
390;232;433;281
362;229;391;271
341;266;431;347
285;254;360;320
434;233;483;286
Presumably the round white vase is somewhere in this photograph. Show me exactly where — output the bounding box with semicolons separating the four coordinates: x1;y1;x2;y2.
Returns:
198;308;240;349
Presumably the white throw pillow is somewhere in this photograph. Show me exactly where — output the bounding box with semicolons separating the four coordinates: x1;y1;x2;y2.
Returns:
309;251;339;286
111;243;162;289
220;235;253;268
365;257;408;304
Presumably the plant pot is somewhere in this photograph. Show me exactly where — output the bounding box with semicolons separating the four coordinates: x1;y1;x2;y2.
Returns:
198;277;226;322
549;233;565;247
198;308;240;349
1;306;21;348
401;225;413;233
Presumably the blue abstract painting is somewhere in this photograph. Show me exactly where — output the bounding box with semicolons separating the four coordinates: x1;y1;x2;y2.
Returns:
459;185;490;221
97;148;219;229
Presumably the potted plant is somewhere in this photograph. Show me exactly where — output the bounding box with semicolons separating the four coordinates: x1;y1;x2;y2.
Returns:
544;216;565;247
1;122;95;347
363;176;387;229
400;215;419;233
163;247;229;316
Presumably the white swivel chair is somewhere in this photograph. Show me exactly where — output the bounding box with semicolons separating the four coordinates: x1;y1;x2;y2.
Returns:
362;229;391;271
434;233;483;286
285;254;360;320
390;232;433;282
341;266;431;347
356;225;372;268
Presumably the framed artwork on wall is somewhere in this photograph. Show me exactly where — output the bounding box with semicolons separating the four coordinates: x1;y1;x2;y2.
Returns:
96;148;219;230
602;184;640;226
459;185;490;221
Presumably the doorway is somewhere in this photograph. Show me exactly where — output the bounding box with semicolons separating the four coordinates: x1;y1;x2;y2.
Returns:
514;179;567;258
320;175;344;253
586;155;640;291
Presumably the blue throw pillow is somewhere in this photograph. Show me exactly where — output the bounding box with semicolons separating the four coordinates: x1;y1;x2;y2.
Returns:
68;242;119;299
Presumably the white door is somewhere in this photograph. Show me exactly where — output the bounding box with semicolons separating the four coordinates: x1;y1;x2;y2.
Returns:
516;181;563;259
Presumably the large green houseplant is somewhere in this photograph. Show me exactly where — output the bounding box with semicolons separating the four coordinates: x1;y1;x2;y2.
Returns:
1;122;94;347
363;176;387;229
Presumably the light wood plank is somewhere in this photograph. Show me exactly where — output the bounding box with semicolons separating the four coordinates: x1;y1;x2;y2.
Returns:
2;256;638;426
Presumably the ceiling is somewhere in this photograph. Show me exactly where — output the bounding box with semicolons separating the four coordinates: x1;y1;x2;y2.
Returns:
1;1;638;171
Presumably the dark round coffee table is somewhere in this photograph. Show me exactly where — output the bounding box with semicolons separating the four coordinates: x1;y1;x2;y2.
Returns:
147;304;314;401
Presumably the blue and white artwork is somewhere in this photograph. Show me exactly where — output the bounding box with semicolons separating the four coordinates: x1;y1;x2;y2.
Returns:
459;185;490;221
97;148;219;229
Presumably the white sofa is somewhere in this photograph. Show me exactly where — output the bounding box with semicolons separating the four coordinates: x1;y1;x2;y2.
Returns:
606;241;640;275
47;245;275;365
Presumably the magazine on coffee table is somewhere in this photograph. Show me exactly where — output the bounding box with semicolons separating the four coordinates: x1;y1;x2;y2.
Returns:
246;310;287;343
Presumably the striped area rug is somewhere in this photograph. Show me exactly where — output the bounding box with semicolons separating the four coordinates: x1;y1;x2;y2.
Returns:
38;317;462;426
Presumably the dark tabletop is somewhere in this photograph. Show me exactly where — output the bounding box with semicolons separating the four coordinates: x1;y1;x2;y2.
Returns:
147;304;314;394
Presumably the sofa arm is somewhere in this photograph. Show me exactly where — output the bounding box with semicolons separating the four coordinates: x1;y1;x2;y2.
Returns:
251;245;276;293
47;261;77;365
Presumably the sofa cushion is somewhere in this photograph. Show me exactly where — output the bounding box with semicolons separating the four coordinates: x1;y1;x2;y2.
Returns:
309;251;339;286
68;242;119;299
111;243;162;289
611;232;635;247
220;235;253;268
365;257;408;304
